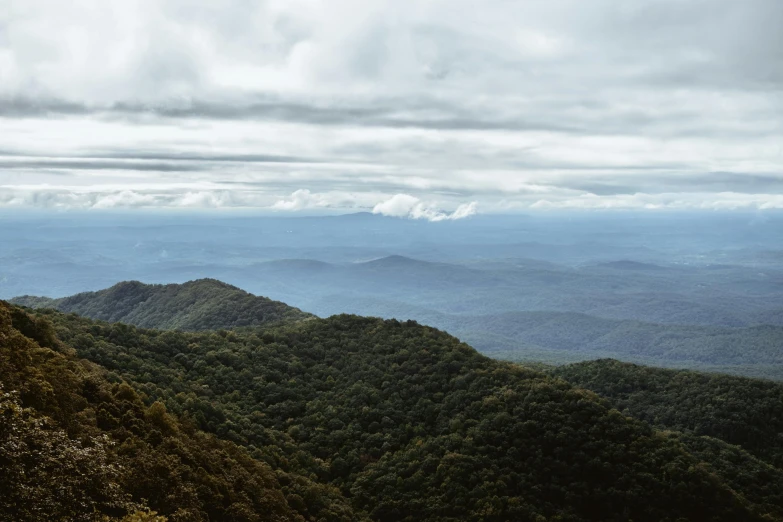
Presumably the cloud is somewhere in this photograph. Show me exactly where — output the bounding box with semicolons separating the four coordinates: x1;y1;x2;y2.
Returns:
528;192;783;211
0;185;485;218
270;189;478;220
91;190;160;209
3;186;783;213
0;188;270;210
0;147;324;164
271;189;371;211
0;0;781;211
372;194;477;221
451;201;478;219
0;158;205;172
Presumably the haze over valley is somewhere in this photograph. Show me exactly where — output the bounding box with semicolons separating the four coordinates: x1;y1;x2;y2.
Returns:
6;210;783;379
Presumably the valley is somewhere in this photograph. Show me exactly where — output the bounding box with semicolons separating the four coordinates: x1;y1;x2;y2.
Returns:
5;212;783;380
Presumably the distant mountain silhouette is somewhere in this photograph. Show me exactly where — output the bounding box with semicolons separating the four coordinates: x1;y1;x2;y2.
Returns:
594;260;668;271
359;254;440;268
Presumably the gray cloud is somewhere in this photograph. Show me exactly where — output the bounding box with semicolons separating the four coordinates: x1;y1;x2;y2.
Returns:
2;94;777;140
565;172;783;196
0;0;781;211
93;151;325;164
0;148;326;165
0;96;589;134
0;159;205;172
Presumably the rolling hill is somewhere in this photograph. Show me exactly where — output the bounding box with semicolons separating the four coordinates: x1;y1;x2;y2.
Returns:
16;277;783;380
439;311;783;379
552;359;783;468
4;295;781;521
229;255;783;328
0;301;355;522
11;279;313;331
257;291;783;380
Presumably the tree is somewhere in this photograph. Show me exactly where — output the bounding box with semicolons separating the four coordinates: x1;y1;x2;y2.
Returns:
0;390;131;522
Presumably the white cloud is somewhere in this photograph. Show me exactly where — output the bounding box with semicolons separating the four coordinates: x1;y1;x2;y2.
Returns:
91;190;159;209
4;186;783;213
371;194;419;217
0;188;270;210
528;192;783;211
272;189;334;210
271;190;478;220
451;201;478;219
271;189;374;211
372;194;477;221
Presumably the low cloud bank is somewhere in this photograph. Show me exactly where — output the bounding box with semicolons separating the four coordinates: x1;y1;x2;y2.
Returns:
4;187;783;213
372;194;477;222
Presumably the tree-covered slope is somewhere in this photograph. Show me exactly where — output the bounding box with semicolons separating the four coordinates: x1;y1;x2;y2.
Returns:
12;279;313;331
445;311;783;379
25;306;781;521
14;277;783;380
552;359;783;468
0;301;360;522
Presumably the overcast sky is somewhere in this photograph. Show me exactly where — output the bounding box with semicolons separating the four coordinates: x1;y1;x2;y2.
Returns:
1;0;781;218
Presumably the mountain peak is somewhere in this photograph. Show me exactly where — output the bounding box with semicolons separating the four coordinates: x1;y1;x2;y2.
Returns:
594;260;667;271
11;279;311;331
361;255;430;267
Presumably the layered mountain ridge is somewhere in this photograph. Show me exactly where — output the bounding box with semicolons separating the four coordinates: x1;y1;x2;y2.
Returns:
4;279;783;521
16;276;783;380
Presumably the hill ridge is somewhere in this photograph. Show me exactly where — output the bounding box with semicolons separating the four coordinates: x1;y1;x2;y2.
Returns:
11;278;312;331
19;303;778;521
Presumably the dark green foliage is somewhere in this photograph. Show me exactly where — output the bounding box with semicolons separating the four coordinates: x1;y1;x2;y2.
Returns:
12;279;312;331
31;308;776;521
8;306;59;349
0;391;130;522
0;302;358;522
671;433;783;520
15;277;783;380
552;359;783;467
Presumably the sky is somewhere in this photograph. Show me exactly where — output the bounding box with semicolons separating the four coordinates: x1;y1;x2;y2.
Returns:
1;0;781;219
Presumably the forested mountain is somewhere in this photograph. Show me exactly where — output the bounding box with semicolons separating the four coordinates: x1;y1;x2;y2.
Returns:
233;255;783;329
551;359;783;518
12;279;312;331
5;299;783;521
552;359;783;468
0;301;355;522
443;311;783;380
15;276;783;380
298;297;783;379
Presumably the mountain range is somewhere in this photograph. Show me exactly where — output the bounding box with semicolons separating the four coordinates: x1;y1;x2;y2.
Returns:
15;277;783;380
5;278;783;521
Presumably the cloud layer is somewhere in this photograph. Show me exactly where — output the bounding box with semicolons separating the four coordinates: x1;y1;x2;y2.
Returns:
1;0;781;212
372;194;477;221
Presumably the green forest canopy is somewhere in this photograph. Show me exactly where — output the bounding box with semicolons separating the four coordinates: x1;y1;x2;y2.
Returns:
11;279;313;331
4;299;782;521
